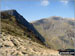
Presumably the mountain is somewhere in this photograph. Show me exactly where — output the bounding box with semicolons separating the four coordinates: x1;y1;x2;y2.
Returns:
1;10;45;44
32;16;75;50
0;10;60;56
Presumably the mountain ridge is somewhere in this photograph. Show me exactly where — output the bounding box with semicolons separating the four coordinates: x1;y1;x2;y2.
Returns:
32;17;75;50
1;10;46;44
31;16;75;23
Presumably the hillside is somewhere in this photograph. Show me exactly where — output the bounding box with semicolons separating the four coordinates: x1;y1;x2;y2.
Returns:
32;16;75;50
0;10;60;56
1;10;45;44
0;32;60;56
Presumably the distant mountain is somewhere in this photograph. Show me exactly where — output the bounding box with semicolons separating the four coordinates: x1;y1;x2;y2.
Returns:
32;16;75;50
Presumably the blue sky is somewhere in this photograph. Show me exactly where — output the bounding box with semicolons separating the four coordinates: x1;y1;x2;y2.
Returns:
1;0;74;22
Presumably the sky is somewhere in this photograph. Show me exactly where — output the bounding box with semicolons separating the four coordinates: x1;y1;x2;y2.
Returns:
1;0;74;22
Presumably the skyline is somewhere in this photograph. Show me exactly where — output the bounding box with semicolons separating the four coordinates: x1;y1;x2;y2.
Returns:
1;0;74;22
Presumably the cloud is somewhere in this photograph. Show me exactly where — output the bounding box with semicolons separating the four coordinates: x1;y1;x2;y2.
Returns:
41;0;50;6
60;0;69;5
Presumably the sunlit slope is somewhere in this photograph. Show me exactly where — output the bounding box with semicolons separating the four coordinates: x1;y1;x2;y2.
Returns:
32;16;75;50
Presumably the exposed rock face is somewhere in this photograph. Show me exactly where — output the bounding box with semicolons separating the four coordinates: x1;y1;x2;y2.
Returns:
32;16;75;50
0;33;60;56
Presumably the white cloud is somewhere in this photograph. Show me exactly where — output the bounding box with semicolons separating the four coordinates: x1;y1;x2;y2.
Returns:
60;0;69;5
41;0;50;6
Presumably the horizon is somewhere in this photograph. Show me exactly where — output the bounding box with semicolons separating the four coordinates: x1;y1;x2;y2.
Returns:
1;0;74;22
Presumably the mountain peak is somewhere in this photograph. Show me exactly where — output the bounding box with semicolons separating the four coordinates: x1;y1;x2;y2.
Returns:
1;9;16;12
49;16;63;20
1;9;20;16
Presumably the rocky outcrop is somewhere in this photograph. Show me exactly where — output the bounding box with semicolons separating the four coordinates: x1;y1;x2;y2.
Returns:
0;32;60;56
